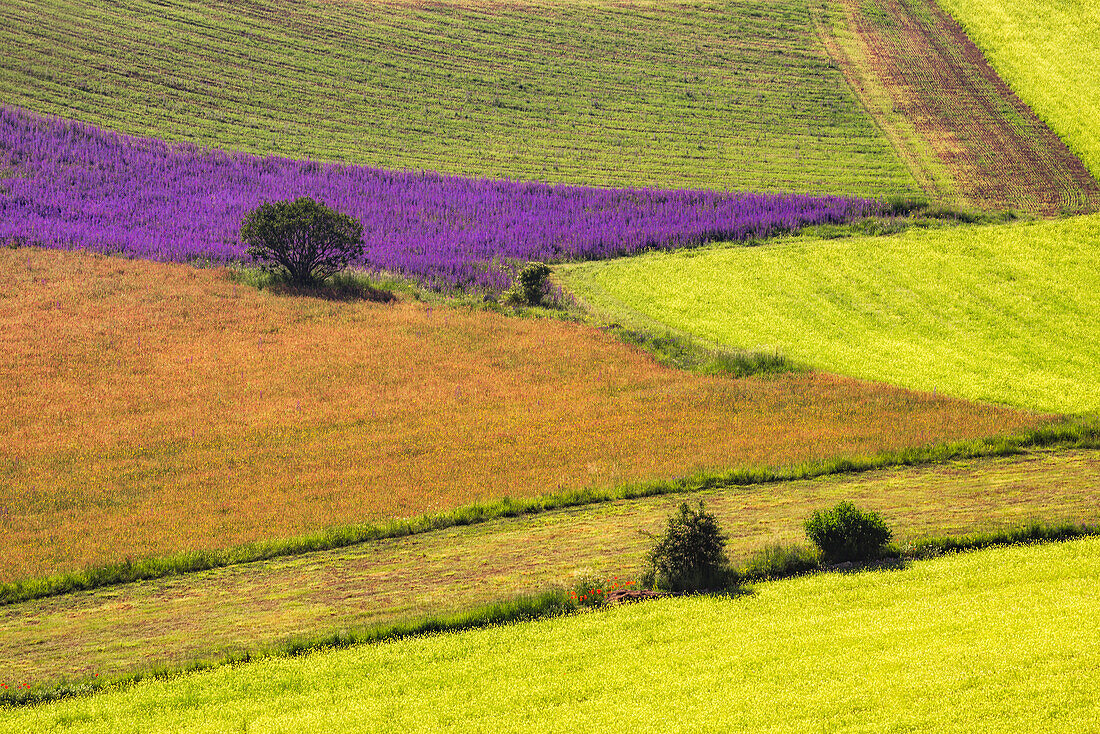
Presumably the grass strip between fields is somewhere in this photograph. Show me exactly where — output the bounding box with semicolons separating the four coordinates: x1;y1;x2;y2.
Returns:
3;419;1096;607
2;518;1097;710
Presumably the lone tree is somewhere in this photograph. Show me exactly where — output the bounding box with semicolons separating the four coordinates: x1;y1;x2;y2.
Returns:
241;197;364;286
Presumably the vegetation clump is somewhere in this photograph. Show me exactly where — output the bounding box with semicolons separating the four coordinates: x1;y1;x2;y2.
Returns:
804;501;893;564
643;501;731;592
241;197;364;286
613;326;795;378
503;261;552;307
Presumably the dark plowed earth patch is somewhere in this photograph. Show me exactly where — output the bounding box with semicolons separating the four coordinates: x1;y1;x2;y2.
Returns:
833;0;1100;215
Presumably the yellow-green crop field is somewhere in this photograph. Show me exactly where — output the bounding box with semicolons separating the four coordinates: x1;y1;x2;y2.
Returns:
7;537;1099;732
939;0;1100;182
561;214;1100;415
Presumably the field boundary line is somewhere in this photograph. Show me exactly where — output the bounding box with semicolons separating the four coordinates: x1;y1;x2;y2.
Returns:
2;420;1096;607
3;518;1098;710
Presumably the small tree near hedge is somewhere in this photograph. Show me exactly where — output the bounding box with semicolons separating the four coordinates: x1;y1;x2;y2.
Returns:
241;197;364;286
644;501;730;592
804;501;893;564
503;261;552;306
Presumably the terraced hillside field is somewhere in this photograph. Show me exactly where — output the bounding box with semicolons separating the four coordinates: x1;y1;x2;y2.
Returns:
0;0;917;195
561;214;1100;414
10;537;1100;731
939;0;1100;182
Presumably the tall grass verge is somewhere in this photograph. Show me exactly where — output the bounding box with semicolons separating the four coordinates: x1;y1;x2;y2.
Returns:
609;326;798;378
4;518;1098;711
2;419;1096;606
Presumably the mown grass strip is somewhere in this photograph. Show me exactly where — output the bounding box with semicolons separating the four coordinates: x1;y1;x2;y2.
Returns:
0;0;917;195
3;519;1097;711
4;419;1095;607
0;589;577;710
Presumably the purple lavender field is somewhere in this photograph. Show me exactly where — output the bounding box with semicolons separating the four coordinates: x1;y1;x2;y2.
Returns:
0;108;882;290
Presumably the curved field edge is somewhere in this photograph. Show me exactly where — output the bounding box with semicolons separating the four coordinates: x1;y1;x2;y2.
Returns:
559;215;1100;414
6;536;1100;730
0;248;1044;583
2;420;1095;607
938;0;1100;183
3;447;1098;693
0;106;882;292
0;0;917;196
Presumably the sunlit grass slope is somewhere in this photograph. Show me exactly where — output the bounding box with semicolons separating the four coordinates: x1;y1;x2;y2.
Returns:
10;537;1100;732
0;0;916;195
561;215;1100;414
5;449;1097;689
939;0;1100;182
0;248;1039;582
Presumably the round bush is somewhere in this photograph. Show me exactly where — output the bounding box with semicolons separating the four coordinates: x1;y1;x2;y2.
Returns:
503;261;551;306
241;197;364;286
804;501;893;564
644;501;730;592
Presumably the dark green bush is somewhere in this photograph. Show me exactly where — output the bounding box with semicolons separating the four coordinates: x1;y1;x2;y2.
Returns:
804;501;893;564
504;261;551;306
241;197;364;286
643;501;730;592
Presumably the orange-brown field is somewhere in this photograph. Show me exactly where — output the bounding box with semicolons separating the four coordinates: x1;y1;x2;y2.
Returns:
1;248;1045;582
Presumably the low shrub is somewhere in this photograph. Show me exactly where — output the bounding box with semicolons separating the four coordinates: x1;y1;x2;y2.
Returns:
804;501;893;564
503;261;551;306
643;501;731;592
739;542;821;581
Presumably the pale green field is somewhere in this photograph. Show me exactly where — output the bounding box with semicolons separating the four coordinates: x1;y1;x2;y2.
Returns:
7;537;1100;732
561;215;1100;414
939;0;1100;182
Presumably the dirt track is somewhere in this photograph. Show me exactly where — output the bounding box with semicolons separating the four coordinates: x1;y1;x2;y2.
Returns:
826;0;1100;215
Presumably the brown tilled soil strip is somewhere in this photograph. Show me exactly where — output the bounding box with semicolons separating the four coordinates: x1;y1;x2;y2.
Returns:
1;448;1097;688
822;0;1100;215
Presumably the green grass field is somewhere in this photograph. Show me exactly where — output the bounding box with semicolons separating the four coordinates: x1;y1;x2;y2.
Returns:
7;536;1098;732
5;0;1100;726
939;0;1100;182
4;447;1097;688
0;0;917;195
561;214;1100;414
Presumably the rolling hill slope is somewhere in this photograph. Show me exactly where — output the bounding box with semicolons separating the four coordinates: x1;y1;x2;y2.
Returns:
0;0;917;195
561;214;1100;414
